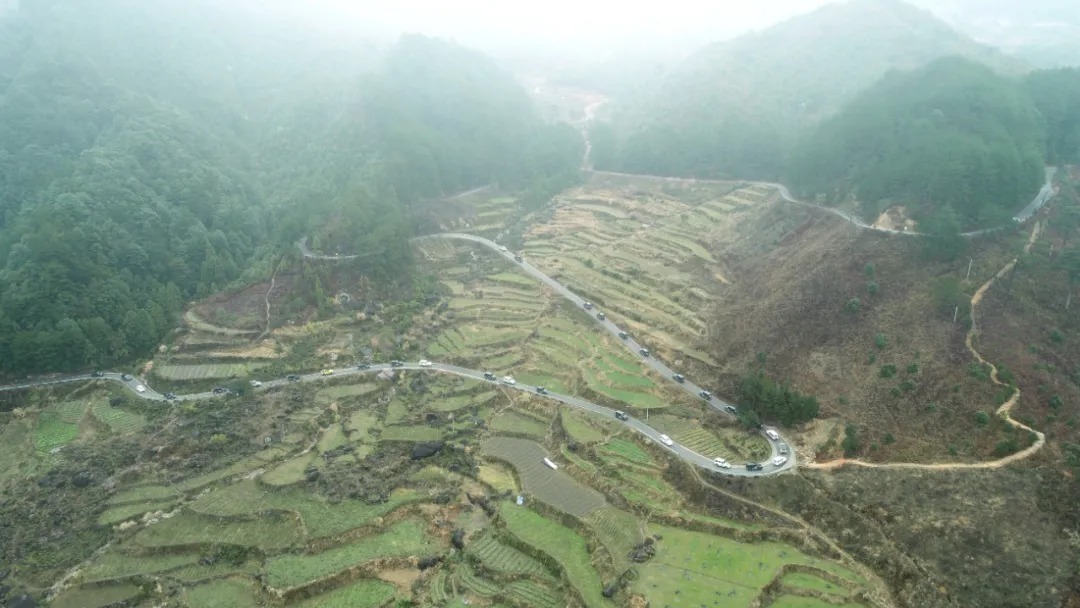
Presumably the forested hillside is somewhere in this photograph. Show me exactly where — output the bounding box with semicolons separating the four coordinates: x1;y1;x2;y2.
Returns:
590;0;1026;180
788;57;1046;230
0;1;581;375
1024;68;1080;164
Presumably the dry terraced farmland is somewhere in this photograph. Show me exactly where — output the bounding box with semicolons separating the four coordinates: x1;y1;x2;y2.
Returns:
522;178;777;366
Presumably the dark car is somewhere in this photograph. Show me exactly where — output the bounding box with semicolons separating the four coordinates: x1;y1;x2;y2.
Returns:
614;410;629;421
596;312;606;321
583;301;593;310
745;463;763;471
390;360;404;367
483;371;497;380
699;390;712;400
357;363;371;370
723;405;738;415
164;392;177;400
639;348;650;357
535;386;548;395
287;374;301;382
121;373;133;381
91;371;105;378
673;373;685;383
514;255;523;263
212;387;227;395
617;331;629;340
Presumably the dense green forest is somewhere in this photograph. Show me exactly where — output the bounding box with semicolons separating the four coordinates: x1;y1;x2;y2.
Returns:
0;1;581;375
592;0;1025;180
788;57;1046;228
1025;68;1080;164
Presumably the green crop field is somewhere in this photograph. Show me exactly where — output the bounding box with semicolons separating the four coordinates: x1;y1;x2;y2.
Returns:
346;411;379;435
53;401;87;423
499;503;607;608
90;401;147;433
34;411;79;454
317;383;381;401
583;506;645;569
98;498;181;525
469;530;551;577
598;438;654;466
155;362;267;381
83;550;198;581
561;410;607;443
169;560;261;582
107;484;180;504
133;511;304;550
262;452;315;486
634;525;867;607
189;479;421;538
182;579;261;608
782;571;851;595
483;437;605;517
266;518;436;588
51;583;141;608
769;597;866;608
454;563;501;596
379;425;443;442
505;580;564;608
489;410;550;438
294;579;397;607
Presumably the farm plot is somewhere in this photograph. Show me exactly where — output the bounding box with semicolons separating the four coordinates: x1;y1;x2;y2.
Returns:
82;550;198;582
182;579;261;608
647;415;770;461
597;438;654;467
499;503;607;608
294;579;397;607
91;401;146;433
468;531;552;578
769;597;866;608
155;362;267;381
782;571;853;596
505;580;564;608
108;484;180;504
634;525;869;608
262;452;316;486
482;437;605;517
316;383;381;402
265;518;437;589
583;506;645;569
561;410;608;443
170;560;261;583
188;479;422;539
133;511;304;551
51;583;141;608
489;409;550;438
98;498;181;525
34;411;79;454
379;425;443;442
453;563;501;597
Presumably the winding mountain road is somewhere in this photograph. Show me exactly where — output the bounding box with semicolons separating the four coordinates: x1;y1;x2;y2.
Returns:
0;234;793;478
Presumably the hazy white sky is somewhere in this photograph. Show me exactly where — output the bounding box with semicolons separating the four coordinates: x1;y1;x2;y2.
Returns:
281;0;840;55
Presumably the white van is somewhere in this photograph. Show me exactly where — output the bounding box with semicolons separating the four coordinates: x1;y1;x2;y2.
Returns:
765;429;779;441
543;457;558;470
772;455;788;467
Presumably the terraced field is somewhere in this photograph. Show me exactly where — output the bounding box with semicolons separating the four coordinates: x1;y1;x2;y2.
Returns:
635;524;869;608
646;415;771;462
423;250;696;413
468;531;552;578
154;362;267;381
521;179;777;365
482;436;606;517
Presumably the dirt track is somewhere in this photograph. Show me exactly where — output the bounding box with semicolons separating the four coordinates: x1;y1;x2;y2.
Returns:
807;221;1047;471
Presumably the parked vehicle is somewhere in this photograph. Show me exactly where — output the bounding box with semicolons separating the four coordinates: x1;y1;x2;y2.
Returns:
659;434;673;446
713;457;730;468
135;385;146;393
250;380;262;387
164;393;177;400
498;245;508;252
418;359;433;367
614;410;629;421
765;429;779;441
483;371;497;380
321;369;334;376
673;373;685;383
772;456;788;467
583;301;593;309
212;387;227;394
617;331;629;340
639;348;650;357
745;463;764;471
514;255;523;262
596;312;606;321
699;390;711;400
543;457;558;470
535;386;547;395
779;443;789;454
91;371;104;378
121;374;133;381
287;374;300;382
390;360;404;367
357;363;371;370
501;376;516;385
723;405;738;415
